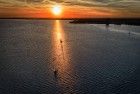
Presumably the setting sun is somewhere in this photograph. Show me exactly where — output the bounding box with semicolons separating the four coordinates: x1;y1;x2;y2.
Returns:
52;5;62;16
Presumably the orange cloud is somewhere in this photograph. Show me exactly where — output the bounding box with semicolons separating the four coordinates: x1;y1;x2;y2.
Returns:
0;0;140;18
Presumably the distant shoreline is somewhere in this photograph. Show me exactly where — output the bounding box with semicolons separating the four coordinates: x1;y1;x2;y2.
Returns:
1;18;140;26
69;18;140;26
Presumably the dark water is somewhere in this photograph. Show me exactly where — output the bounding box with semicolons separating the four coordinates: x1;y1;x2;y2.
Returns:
0;19;140;94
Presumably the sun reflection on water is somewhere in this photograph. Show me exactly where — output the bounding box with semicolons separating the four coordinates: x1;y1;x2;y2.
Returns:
51;20;76;93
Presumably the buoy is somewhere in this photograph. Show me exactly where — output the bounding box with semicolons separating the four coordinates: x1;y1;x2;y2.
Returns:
54;70;58;77
128;31;131;36
60;39;63;43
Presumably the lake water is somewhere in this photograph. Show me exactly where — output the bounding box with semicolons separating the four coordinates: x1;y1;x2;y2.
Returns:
0;19;140;94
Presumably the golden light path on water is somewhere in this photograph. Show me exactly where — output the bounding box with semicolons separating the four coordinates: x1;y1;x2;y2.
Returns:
51;20;76;93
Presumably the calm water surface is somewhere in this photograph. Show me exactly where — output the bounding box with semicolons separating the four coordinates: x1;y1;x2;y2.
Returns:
0;19;140;94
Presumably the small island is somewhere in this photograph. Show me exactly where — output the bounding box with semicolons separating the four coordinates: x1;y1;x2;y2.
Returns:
70;18;140;26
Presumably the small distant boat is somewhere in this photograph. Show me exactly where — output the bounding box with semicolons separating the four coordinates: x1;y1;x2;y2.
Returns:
60;39;63;43
54;69;58;77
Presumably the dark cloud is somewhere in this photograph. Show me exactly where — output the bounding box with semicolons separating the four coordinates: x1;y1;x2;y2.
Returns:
27;0;44;3
49;0;64;3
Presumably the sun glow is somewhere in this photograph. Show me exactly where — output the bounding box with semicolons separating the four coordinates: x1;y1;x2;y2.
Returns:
52;5;62;16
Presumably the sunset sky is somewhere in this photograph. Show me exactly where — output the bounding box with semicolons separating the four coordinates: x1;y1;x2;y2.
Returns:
0;0;140;18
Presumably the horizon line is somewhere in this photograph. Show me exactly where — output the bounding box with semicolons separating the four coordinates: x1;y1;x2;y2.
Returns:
0;17;140;20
